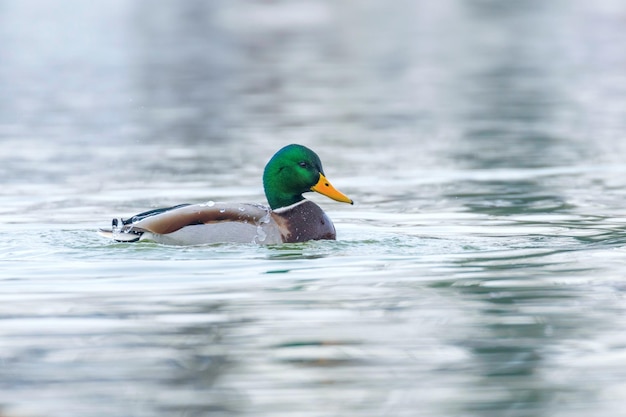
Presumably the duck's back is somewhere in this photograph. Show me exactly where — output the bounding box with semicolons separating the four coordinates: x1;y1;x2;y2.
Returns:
100;202;284;245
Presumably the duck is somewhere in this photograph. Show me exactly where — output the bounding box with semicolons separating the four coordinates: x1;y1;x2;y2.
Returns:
98;144;353;245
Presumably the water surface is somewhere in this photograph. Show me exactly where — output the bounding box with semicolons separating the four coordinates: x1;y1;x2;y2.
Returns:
2;1;626;416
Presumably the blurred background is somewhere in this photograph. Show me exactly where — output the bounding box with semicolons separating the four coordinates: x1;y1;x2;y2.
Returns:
2;1;626;416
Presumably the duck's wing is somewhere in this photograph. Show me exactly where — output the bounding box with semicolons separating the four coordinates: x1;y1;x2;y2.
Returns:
98;204;192;242
119;204;192;226
99;203;282;244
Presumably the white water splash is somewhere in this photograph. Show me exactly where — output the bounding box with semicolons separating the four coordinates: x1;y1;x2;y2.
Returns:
255;210;272;243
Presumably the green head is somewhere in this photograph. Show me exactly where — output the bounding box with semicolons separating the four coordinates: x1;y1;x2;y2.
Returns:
263;144;353;209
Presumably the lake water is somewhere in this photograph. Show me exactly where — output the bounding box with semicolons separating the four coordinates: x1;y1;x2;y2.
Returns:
2;1;626;416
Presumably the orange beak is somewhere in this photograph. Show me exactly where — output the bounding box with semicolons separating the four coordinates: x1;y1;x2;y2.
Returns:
311;173;353;204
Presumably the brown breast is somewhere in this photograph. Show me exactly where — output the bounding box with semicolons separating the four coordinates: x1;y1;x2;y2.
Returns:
271;200;337;243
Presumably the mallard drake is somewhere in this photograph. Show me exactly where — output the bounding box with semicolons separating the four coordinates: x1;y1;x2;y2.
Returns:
98;144;353;245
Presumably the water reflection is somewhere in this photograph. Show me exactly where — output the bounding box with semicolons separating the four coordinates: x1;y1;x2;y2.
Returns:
450;2;584;170
435;255;599;416
131;1;234;145
449;180;573;216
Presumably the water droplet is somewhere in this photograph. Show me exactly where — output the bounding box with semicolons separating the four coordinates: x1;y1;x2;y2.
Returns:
256;224;267;242
238;206;246;212
219;208;226;213
255;209;271;243
203;200;215;207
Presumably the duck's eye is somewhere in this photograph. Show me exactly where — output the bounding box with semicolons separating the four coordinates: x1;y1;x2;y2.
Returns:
298;161;307;168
